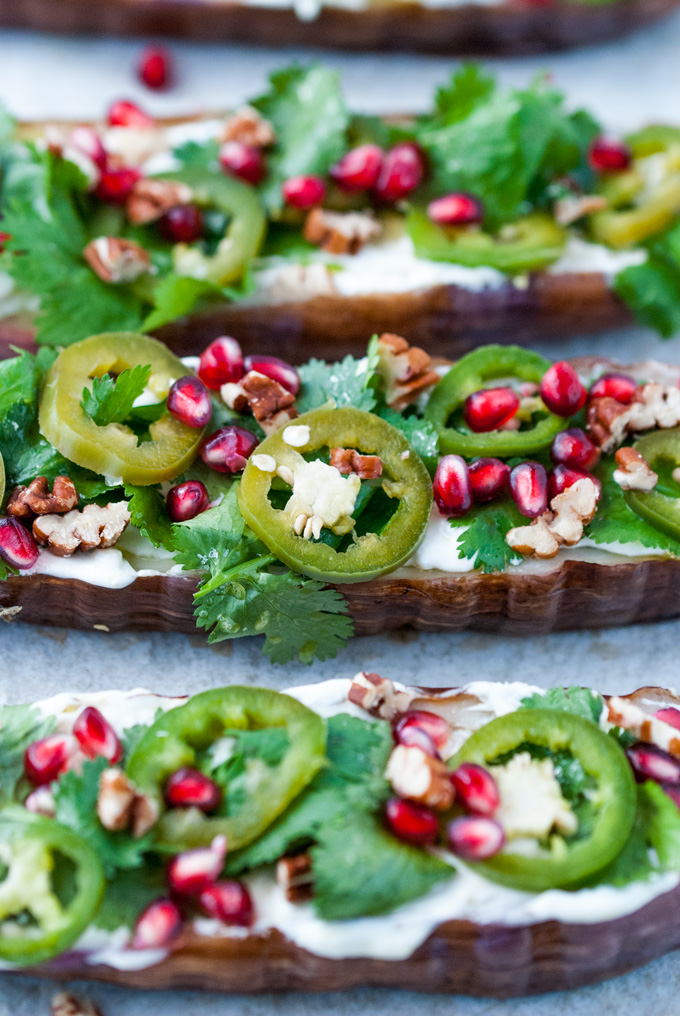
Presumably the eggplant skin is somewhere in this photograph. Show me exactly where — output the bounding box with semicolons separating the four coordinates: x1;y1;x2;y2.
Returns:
0;0;676;51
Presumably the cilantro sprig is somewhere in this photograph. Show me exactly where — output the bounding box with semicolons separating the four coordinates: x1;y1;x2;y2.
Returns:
81;364;152;427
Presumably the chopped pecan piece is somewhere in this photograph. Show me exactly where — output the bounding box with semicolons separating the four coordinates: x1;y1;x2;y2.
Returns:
126;178;193;225
84;236;151;284
220;106;276;148
348;671;411;721
97;767;159;838
329;447;383;479
554;193;607;226
588;383;680;451
613;447;658;491
386;745;455;811
506;477;600;560
276;853;314;903
586;395;631;451
304;208;381;256
607;696;680;757
51;993;103;1016
376;333;440;409
6;475;78;519
221;370;299;436
33;501;131;557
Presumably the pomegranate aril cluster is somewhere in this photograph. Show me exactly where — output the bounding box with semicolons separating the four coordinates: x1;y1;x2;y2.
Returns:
447;762;504;861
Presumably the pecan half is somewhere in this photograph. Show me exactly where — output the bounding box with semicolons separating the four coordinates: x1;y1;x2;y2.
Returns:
33;501;131;557
51;993;103;1016
376;333;440;409
304;208;381;256
276;853;314;903
348;671;411;721
6;475;78;520
97;767;159;838
126;178;193;225
506;477;600;559
613;447;658;492
329;448;383;479
220;106;276;148
386;745;455;811
84;237;151;284
221;370;299;436
588;383;680;451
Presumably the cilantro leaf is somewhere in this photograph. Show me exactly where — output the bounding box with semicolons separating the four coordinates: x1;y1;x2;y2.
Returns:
0;347;56;421
378;408;439;473
142;274;221;332
0;705;55;802
615;255;680;339
125;484;175;550
312;811;452;920
81;364;152;427
53;758;153;879
586;459;680;554
172;139;219;169
431;64;496;128
449;499;525;573
120;708;164;760
297;355;376;413
520;686;605;725
253;64;349;213
93;863;166;932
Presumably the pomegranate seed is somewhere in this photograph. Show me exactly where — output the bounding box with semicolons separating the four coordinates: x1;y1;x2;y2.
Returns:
132;898;182;949
385;797;439;847
243;354;300;396
167;835;227;897
159;204;203;244
540;361;587;417
68;126;107;169
547;465;601;502
394;710;452;755
198;336;244;391
463;387;519;433
550;428;600;471
138;46;174;91
165;767;222;811
95;166;142;204
374;142;425;203
662;784;680;809
107;99;154;130
447;816;505;861
219;142;265;185
281;175;326;210
589;137;632;174
166;481;210;523
589;373;637;405
24;734;76;786
427;193;484;226
393;721;438;758
509;462;548;518
0;231;10;253
167;376;212;429
199;880;254;927
199;426;258;474
451;763;500;817
330;144;383;192
627;743;680;784
73;706;122;764
519;382;539;397
0;517;39;570
433;455;472;518
655;707;680;731
468;458;510;503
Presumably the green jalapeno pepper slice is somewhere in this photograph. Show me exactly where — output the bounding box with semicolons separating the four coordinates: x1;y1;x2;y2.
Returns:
0;808;104;966
449;710;636;893
237;406;433;584
39;332;205;485
127;686;326;850
425;345;565;458
624;428;680;543
0;450;5;509
155;167;266;286
407;209;566;274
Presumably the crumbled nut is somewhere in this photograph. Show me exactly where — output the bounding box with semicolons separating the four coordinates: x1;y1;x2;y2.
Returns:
6;475;78;519
97;767;158;838
348;671;411;721
276;853;314;903
613;447;658;491
554;193;607;226
33;501;131;557
376;333;440;409
220;106;276;148
607;696;680;756
282;458;360;540
330;448;383;479
674;466;680;485
131;792;160;839
24;785;56;818
126;178;193;225
84;236;151;284
0;605;21;622
386;745;455;811
588;383;680;451
304;208;381;256
51;993;103;1016
221;370;299;436
506;477;600;559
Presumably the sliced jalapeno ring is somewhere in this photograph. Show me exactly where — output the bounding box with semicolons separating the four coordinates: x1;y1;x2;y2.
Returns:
237;406;433;584
39;331;205;485
0;808;104;966
449;710;636;893
127;686;327;851
0;450;5;509
590;145;680;248
625;427;680;542
425;345;565;458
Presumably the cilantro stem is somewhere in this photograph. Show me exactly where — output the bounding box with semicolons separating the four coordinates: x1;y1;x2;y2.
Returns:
194;553;277;599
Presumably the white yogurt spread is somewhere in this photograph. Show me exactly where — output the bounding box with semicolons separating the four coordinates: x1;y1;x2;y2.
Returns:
221;0;504;22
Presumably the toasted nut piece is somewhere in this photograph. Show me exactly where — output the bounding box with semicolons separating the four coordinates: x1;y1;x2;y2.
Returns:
220;106;276;148
304;208;381;256
131;792;160;839
33;501;131;557
588;383;680;451
84;236;151;284
607;696;680;756
6;475;78;519
386;745;455;811
224;370;300;436
24;785;56;818
276;853;314;903
51;993;103;1016
376;333;440;409
348;671;411;721
506;513;561;559
330;447;383;479
97;767;158;838
587;395;632;451
507;477;600;559
554;193;607;226
613;447;659;492
126;178;193;225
